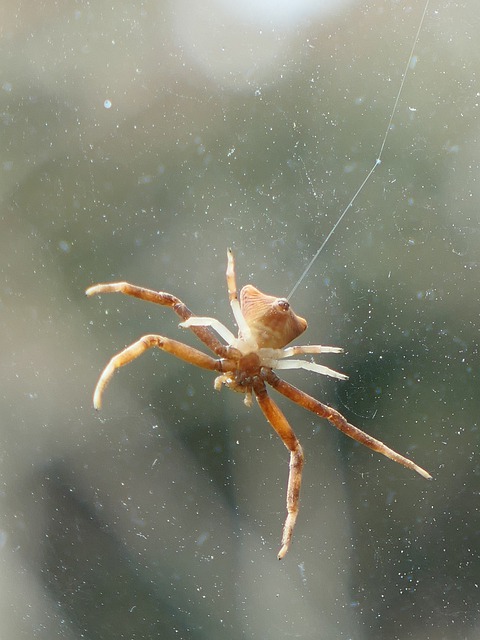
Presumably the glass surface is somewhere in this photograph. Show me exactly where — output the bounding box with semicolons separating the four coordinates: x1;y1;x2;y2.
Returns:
1;1;479;638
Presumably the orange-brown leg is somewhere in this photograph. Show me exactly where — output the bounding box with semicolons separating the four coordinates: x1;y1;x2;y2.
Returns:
86;282;229;358
253;378;304;559
264;370;431;479
226;249;238;305
226;249;252;339
93;334;229;410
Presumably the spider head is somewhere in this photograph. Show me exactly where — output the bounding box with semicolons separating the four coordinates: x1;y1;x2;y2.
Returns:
240;284;307;349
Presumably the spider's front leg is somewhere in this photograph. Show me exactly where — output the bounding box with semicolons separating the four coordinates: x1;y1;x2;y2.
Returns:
253;378;304;560
92;334;228;410
86;282;228;357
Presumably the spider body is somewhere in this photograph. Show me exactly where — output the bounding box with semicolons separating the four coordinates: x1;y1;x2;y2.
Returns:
87;250;431;559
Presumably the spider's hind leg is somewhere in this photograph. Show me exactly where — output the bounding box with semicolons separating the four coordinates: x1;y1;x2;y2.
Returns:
253;377;304;559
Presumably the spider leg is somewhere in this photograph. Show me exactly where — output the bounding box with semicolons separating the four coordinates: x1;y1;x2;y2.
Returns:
92;334;228;410
275;359;348;380
179;316;236;344
263;369;431;480
257;347;347;379
258;346;343;366
281;345;344;357
253;377;304;560
226;249;254;342
86;282;229;358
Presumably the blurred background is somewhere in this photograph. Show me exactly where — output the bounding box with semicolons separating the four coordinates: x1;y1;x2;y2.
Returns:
1;0;479;638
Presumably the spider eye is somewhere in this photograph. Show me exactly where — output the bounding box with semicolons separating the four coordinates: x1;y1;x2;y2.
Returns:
276;298;290;312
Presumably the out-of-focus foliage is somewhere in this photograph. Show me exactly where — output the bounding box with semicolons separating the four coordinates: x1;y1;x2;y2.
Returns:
1;1;479;638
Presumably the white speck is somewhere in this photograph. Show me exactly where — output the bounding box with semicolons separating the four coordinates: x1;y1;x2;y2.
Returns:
298;561;307;585
196;532;210;546
104;99;112;109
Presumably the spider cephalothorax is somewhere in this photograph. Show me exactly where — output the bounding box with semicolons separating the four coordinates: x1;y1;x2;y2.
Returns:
87;250;431;559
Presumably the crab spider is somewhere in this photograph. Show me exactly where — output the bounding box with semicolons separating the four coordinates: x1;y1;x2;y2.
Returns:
86;250;431;559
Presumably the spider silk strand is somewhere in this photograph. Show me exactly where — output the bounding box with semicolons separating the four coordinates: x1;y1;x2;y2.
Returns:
288;0;431;300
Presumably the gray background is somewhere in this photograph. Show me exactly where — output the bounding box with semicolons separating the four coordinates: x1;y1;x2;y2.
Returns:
1;1;479;638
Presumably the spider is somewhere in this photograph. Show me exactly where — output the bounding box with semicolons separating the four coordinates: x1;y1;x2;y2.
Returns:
86;249;431;559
